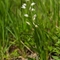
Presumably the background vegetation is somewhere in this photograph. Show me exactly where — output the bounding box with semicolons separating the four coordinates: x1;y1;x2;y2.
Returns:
0;0;60;60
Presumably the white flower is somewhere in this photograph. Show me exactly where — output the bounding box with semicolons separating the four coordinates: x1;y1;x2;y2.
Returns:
24;14;29;17
29;6;35;11
31;2;35;6
31;8;35;11
21;3;26;9
33;22;38;27
26;21;30;25
35;25;38;27
29;7;35;11
33;14;36;20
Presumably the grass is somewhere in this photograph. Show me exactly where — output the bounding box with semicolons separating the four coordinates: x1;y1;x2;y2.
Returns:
0;0;60;60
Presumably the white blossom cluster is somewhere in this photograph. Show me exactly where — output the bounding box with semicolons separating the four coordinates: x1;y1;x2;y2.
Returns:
21;1;38;27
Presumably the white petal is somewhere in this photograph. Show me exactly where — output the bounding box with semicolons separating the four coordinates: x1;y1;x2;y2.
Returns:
23;3;26;6
21;6;26;9
33;22;38;27
31;2;35;6
35;25;38;27
24;14;29;17
31;8;35;11
21;3;26;9
33;14;36;20
26;21;30;25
